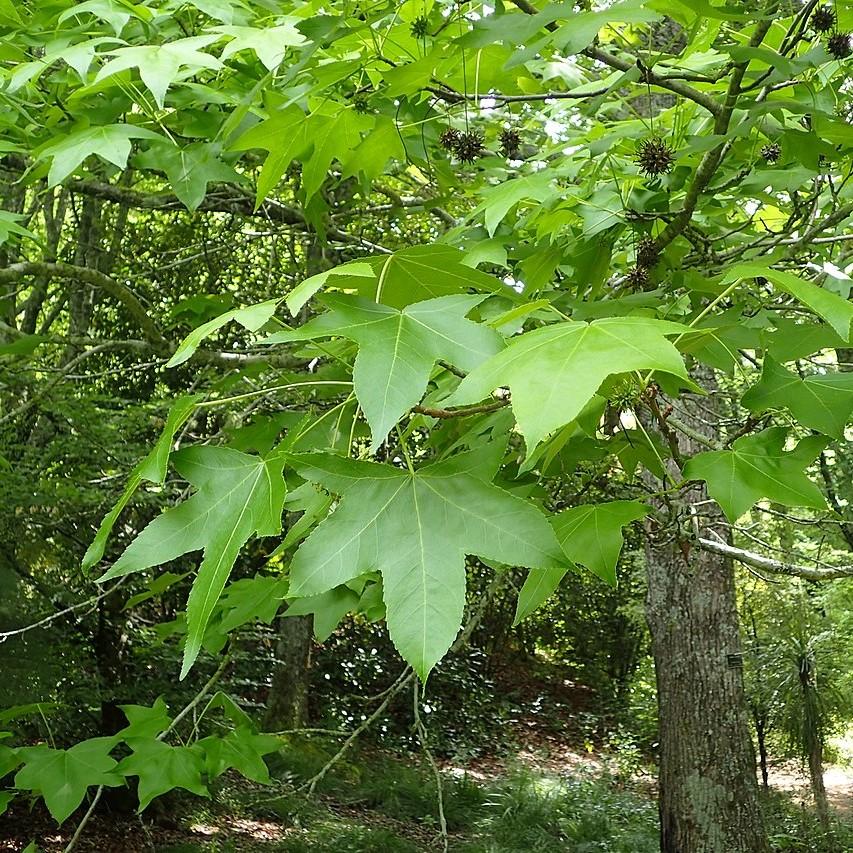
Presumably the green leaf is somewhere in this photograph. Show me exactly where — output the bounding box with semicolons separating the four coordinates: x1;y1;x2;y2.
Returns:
135;141;240;211
340;116;405;183
0;791;14;815
15;738;123;824
302;109;371;200
551;0;659;54
471;174;554;237
266;294;503;450
116;697;171;739
725;264;853;341
99;447;287;678
83;394;201;571
95;37;223;108
514;565;572;625
232;105;313;203
216;574;288;634
0;334;46;356
448;317;690;450
118;739;207;811
288;448;568;679
216;22;306;70
198;730;279;783
167;299;279;367
0;741;20;777
552;500;649;584
285;261;376;316
284;585;360;642
287;245;511;315
0;210;39;247
58;0;151;35
123;571;190;611
742;355;853;439
40;124;162;187
683;428;828;522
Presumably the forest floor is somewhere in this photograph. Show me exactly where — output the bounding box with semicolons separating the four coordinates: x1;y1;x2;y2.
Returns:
3;665;852;851
3;735;852;852
769;762;853;817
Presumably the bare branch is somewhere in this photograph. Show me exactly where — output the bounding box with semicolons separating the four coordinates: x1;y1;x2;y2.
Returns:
697;536;853;581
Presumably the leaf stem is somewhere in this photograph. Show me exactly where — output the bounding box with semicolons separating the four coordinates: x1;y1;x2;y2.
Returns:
195;380;353;408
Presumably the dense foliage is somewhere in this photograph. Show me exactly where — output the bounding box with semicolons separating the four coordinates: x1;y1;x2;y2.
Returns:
1;0;853;850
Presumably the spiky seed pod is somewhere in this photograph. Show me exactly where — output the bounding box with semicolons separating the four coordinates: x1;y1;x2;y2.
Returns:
635;137;675;177
410;15;429;39
439;128;461;151
828;33;852;60
454;130;484;163
761;142;782;164
353;95;370;114
626;265;650;289
499;128;521;158
636;236;660;269
811;6;836;33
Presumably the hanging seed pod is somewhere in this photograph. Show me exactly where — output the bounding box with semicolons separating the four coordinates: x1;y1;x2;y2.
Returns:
810;6;836;33
827;33;852;60
353;95;370;114
635;137;675;177
499;128;521;158
439;128;461;151
410;16;429;39
454;130;485;163
761;142;782;164
636;236;660;269
626;266;650;289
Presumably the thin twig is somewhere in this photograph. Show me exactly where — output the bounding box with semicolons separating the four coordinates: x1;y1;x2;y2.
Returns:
414;680;448;853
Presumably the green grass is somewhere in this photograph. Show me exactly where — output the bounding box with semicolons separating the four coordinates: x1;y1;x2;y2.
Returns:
160;743;853;853
256;739;659;851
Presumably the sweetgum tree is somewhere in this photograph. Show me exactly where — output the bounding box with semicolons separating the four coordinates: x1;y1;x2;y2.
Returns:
1;0;853;850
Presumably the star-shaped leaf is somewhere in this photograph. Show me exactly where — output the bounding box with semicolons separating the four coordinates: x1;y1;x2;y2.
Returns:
552;500;649;585
284;245;512;315
118;740;207;811
448;317;691;450
216;22;306;70
682;427;828;522
266;294;504;450
288;448;568;679
95;36;223;108
135;141;241;211
198;730;280;783
742;355;853;439
40;124;162;187
116;697;171;739
99;447;286;678
15;738;123;824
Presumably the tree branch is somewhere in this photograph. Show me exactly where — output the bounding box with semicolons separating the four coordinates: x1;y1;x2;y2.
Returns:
0;261;165;345
697;537;853;581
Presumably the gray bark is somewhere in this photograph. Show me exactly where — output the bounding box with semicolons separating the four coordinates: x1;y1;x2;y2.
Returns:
644;376;769;853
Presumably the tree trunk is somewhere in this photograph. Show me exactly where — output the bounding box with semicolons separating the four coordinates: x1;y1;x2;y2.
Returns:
646;531;769;853
264;614;314;731
754;711;770;790
808;736;831;830
644;375;770;853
